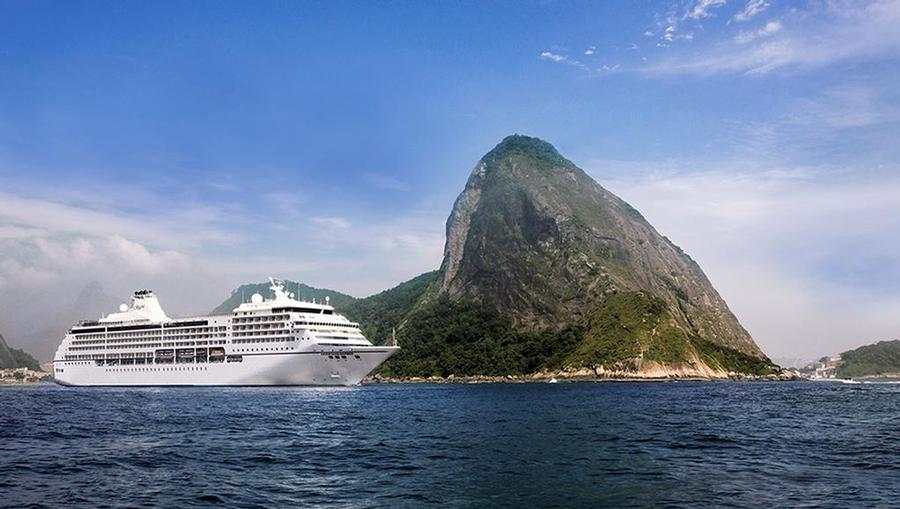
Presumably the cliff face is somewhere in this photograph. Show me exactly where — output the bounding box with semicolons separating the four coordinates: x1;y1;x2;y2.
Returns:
0;331;15;368
422;135;769;375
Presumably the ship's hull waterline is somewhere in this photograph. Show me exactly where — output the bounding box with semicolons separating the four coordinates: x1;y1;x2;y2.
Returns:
55;347;398;387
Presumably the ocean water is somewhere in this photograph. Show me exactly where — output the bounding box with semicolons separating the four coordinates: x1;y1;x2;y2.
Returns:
1;382;898;508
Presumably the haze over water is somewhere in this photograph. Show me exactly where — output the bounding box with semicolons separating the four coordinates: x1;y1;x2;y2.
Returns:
2;382;898;508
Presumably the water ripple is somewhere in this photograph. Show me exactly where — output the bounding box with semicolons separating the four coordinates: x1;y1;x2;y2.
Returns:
1;382;899;508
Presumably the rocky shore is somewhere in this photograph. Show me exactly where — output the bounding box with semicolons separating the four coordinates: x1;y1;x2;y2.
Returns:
0;368;53;385
366;369;801;384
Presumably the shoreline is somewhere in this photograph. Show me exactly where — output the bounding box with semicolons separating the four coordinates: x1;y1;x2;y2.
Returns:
0;367;54;386
365;372;801;384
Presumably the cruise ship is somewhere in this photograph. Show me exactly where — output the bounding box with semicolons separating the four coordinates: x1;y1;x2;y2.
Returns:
52;279;398;386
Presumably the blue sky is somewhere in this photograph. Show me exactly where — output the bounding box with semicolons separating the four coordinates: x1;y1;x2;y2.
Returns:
1;0;899;359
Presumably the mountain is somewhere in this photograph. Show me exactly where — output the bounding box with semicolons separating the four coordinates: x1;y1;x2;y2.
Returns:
18;281;120;362
835;340;900;379
213;135;776;379
210;281;357;316
383;135;775;378
0;330;41;371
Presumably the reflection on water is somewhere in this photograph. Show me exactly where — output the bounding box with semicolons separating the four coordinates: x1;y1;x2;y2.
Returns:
1;382;899;508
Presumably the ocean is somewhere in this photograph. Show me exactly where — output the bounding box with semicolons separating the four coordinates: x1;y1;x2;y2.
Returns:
1;381;898;508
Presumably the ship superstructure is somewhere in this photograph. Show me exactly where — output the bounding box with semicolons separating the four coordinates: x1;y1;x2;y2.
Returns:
53;279;397;386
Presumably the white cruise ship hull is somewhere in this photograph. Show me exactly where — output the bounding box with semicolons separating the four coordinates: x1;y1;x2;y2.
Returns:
54;347;398;387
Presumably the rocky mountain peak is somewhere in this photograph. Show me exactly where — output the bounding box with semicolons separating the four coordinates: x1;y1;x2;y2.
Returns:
482;134;573;168
437;134;764;361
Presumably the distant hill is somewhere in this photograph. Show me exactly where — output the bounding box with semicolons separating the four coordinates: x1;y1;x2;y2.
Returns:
212;273;438;346
210;281;358;316
341;271;439;345
0;330;41;371
18;281;120;362
836;340;900;379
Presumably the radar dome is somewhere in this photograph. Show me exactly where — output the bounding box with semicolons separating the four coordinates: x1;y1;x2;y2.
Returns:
250;293;264;304
119;303;128;312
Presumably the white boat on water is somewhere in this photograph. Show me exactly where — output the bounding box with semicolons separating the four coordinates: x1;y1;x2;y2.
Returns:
52;279;398;386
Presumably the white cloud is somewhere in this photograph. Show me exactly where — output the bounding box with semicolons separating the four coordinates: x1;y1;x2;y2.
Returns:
663;22;677;42
0;225;45;240
734;20;782;44
104;236;190;274
0;190;235;248
0;231;197;337
654;6;701;45
540;51;566;62
788;84;897;129
540;50;621;74
734;0;769;22
0;235;190;288
731;82;900;160
0;192;168;246
686;0;727;20
647;0;900;75
584;46;596;56
540;51;588;70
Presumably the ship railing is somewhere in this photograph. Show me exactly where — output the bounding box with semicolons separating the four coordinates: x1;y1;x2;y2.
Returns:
74;318;157;327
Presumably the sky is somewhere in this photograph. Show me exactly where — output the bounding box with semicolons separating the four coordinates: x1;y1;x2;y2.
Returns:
1;0;898;361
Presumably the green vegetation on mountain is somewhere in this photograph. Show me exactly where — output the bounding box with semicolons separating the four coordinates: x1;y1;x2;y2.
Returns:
566;291;775;375
210;281;357;315
341;271;439;345
571;291;695;368
379;295;581;377
377;288;775;378
836;340;900;379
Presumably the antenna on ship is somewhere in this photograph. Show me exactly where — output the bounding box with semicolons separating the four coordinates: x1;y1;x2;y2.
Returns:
391;327;397;347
